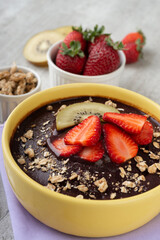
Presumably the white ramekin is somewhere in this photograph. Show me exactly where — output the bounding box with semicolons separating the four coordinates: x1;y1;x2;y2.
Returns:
47;41;126;87
0;65;41;123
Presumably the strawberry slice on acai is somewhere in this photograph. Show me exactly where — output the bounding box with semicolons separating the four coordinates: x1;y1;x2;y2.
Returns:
64;115;101;146
50;135;82;157
103;123;138;164
131;120;153;145
78;140;105;162
103;112;147;134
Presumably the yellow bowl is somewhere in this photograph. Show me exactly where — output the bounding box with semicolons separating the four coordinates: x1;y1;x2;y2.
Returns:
2;83;160;237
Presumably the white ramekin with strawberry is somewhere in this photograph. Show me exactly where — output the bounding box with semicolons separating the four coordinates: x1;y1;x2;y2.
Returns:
47;25;126;86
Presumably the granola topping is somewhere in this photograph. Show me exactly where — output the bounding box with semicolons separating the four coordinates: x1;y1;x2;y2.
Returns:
94;177;108;193
0;63;38;95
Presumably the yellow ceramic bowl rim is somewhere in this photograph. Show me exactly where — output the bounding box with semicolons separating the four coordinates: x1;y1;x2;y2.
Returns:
2;83;160;207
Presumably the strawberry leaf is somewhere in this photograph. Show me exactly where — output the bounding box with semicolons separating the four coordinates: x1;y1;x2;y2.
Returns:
106;37;124;50
85;24;107;42
138;29;146;46
60;41;85;58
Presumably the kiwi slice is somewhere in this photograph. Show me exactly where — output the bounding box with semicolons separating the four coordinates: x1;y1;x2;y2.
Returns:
56;102;119;130
23;26;72;67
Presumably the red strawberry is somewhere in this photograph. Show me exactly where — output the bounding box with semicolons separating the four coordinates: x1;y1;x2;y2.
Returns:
123;41;143;64
63;26;87;51
78;140;104;162
103;112;147;134
103;123;138;164
88;34;110;54
86;25;110;53
131;120;153;145
64;115;101;146
122;30;146;46
50;135;82;157
83;37;123;76
55;41;86;74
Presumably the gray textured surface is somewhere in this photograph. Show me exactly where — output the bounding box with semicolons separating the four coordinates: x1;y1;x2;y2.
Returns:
0;0;160;239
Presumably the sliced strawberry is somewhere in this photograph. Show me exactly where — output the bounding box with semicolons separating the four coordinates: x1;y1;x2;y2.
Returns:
64;115;101;146
49;135;82;157
131;120;153;145
103;112;147;134
78;140;104;162
103;123;138;164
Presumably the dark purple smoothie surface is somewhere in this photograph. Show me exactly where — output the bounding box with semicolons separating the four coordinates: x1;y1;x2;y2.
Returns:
10;96;160;200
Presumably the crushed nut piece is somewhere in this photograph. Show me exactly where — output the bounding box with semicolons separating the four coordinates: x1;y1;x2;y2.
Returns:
120;186;128;193
69;172;78;180
136;161;148;172
156;163;160;170
20;136;27;143
148;164;157;174
44;151;50;157
17;157;25;165
94;177;108;193
37;140;44;146
49;174;65;183
63;159;69;165
46;105;53;111
77;185;88;192
105;100;117;108
122;181;136;188
83;171;90;181
46;183;56;191
43;120;50;126
153;132;160;138
63;181;71;191
138;186;144;192
110;192;116;199
119;167;126;178
127;165;132;171
153;142;160;149
140;148;149;153
24;148;34;158
149;152;160;160
89;194;96;199
76;194;84;199
134;156;143;163
137;175;146;182
24;130;33;139
39;158;48;165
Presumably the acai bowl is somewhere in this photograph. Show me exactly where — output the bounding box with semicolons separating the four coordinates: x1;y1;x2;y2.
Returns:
2;83;160;237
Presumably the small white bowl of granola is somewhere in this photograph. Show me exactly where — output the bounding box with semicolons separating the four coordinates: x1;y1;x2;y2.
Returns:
0;63;41;123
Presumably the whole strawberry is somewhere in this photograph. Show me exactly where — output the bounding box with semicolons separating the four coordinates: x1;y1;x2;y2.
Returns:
83;37;123;76
123;41;142;64
122;30;145;64
63;26;87;51
87;25;110;53
56;41;86;74
122;30;146;46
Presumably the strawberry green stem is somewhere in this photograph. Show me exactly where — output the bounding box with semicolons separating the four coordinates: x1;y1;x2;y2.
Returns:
106;37;124;50
60;41;85;58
